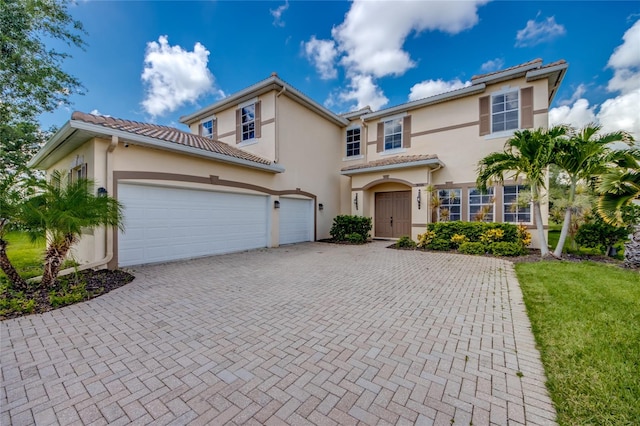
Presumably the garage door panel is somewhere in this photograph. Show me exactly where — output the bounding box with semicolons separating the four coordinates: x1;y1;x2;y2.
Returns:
279;198;313;245
118;184;268;266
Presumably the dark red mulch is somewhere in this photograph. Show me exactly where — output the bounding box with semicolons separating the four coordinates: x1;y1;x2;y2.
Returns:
1;269;135;320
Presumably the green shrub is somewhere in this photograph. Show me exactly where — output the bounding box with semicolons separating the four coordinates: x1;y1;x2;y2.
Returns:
417;230;436;248
49;281;89;308
575;221;629;255
450;233;468;248
345;233;366;244
395;235;416;249
488;241;526;256
427;221;519;243
426;238;452;251
330;215;372;242
458;242;487;255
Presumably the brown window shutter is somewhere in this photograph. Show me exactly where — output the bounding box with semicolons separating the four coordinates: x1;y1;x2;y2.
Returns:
479;96;490;136
254;100;262;139
521;87;533;129
403;115;411;148
376;122;384;152
235;109;241;143
212;119;217;140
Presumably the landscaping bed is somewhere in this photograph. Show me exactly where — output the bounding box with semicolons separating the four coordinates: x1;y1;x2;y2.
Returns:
1;269;134;320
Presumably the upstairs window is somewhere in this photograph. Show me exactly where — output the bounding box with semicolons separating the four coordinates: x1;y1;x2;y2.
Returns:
384;117;402;150
241;104;255;141
469;187;494;222
492;90;519;133
200;119;214;139
503;185;531;223
346;127;361;157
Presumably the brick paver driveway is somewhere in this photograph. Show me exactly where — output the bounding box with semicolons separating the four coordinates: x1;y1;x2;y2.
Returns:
1;241;556;425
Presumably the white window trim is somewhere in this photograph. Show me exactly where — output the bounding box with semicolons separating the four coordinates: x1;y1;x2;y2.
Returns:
240;101;257;142
199;116;215;138
379;148;407;156
237;97;258;109
468;187;495;222
437;188;462;222
342;155;364;162
381;113;406;152
346;125;362;158
503;185;533;224
489;86;521;136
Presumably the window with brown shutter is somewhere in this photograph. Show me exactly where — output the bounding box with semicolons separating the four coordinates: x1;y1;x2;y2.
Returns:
479;96;490;136
236;101;261;143
403;115;411;148
520;87;533;129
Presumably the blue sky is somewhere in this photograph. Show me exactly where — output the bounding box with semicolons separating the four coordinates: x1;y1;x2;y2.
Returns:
42;1;640;138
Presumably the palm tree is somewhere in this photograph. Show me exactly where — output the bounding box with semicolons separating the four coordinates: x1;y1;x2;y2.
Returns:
477;126;567;257
596;149;640;268
551;124;632;257
20;170;124;290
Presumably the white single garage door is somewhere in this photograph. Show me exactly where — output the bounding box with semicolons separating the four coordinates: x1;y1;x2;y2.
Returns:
279;197;314;245
118;184;269;266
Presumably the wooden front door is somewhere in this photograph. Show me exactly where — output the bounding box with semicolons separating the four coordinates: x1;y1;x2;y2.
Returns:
375;191;411;238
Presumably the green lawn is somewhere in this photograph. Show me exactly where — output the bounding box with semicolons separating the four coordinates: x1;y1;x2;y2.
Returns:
0;231;45;280
516;261;640;425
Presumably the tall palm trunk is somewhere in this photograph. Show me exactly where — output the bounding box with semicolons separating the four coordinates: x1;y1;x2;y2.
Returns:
553;181;577;258
40;234;75;289
624;225;640;268
532;185;551;257
0;238;29;292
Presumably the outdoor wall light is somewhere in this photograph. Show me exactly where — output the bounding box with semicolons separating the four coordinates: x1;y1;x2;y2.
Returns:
318;203;324;211
353;193;358;210
417;189;422;210
274;200;280;209
97;187;108;197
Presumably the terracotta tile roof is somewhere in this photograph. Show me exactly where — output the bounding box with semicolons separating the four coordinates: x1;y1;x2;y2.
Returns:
71;111;272;165
471;58;543;81
341;154;440;172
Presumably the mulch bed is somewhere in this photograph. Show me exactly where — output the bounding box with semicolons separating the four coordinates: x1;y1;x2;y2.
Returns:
1;269;135;321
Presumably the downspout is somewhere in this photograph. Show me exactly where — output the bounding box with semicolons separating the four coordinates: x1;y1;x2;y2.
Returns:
29;136;119;283
275;84;286;163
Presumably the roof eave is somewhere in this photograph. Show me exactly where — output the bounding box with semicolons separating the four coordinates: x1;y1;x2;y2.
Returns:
526;62;569;105
28;121;76;169
340;158;444;176
471;61;543;85
31;120;285;174
180;76;349;127
362;84;487;121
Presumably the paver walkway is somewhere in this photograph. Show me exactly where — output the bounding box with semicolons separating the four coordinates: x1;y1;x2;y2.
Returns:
1;241;556;425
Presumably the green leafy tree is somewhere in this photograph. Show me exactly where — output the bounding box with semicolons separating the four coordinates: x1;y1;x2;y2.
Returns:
20;171;124;293
477;126;568;257
1;0;86;286
551;124;633;257
1;0;86;122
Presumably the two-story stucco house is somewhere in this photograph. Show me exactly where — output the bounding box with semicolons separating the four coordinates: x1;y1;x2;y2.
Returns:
29;58;567;268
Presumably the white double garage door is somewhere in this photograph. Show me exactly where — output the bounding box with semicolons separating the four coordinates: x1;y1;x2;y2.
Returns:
118;183;313;267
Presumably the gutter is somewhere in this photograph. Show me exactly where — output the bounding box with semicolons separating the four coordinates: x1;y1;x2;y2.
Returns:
341;158;444;176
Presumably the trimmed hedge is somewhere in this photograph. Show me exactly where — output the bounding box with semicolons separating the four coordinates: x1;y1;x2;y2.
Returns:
459;241;486;255
330;215;372;243
426;221;521;250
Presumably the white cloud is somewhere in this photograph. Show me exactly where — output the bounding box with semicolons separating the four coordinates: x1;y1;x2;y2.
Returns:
270;1;289;27
303;36;338;80
549;98;596;128
339;75;388;111
408;78;471;101
549;20;640;140
559;84;587;106
333;0;487;78
598;89;640;137
141;35;215;117
89;109;111;117
304;0;487;111
480;58;504;72
515;16;566;47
